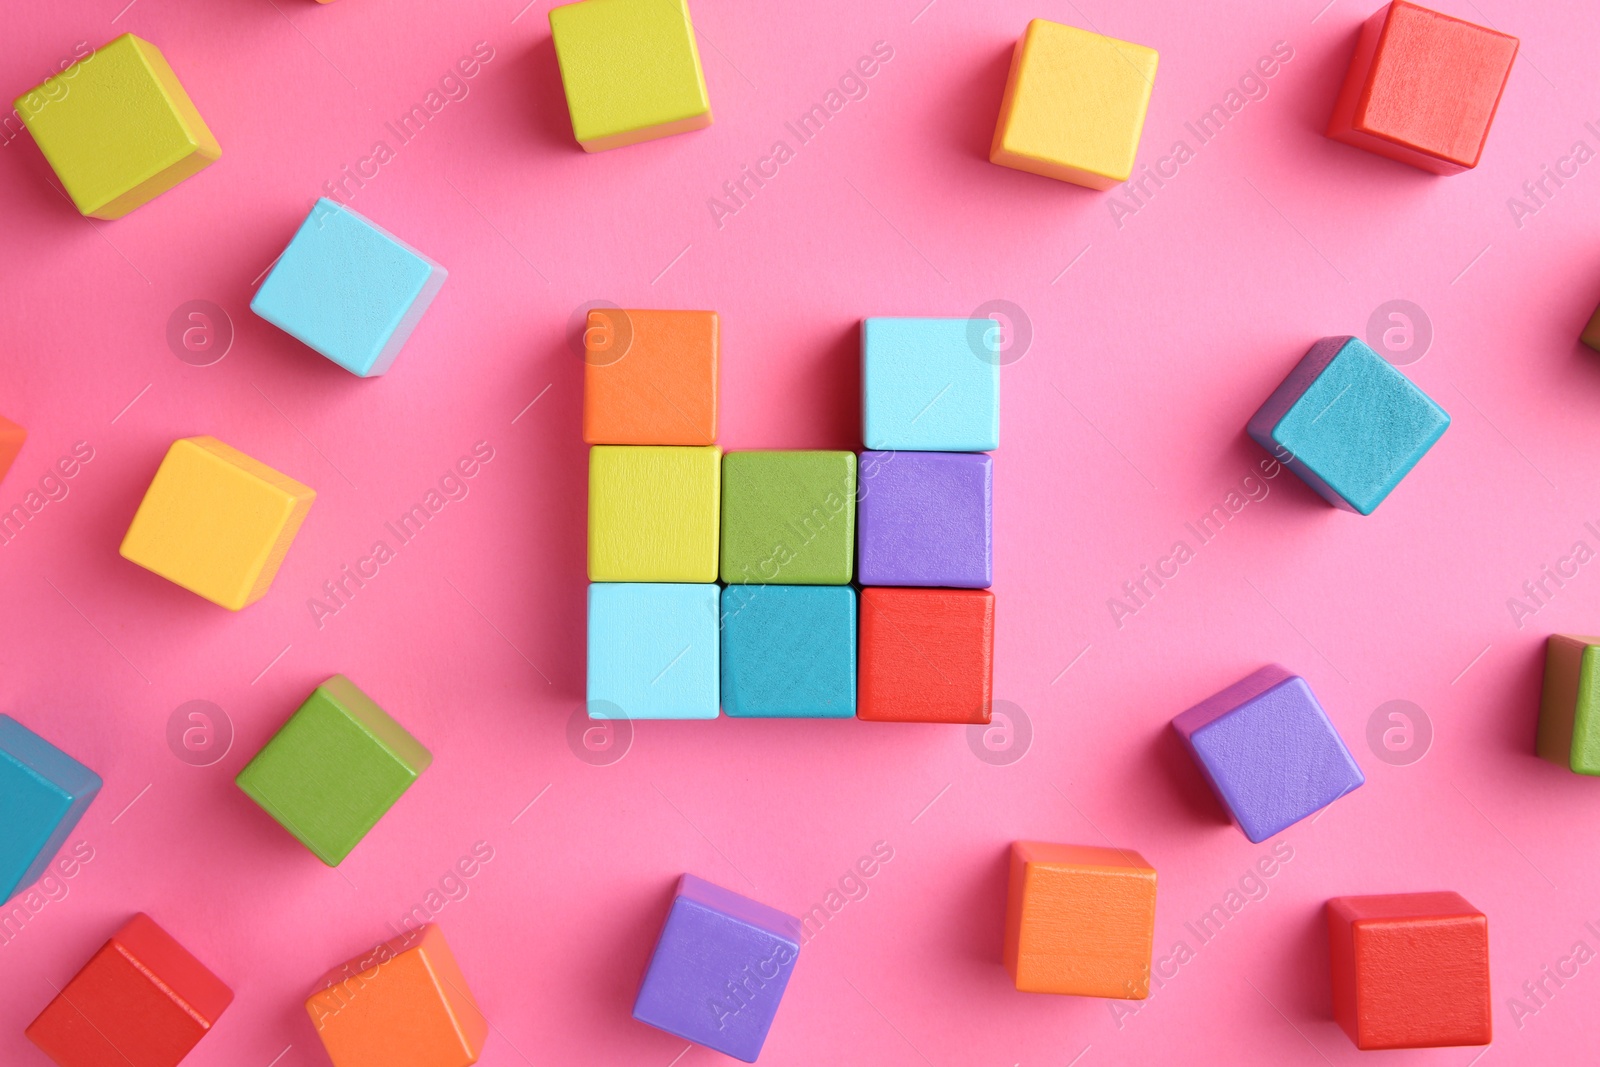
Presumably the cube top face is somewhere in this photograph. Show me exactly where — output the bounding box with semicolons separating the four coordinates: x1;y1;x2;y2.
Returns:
588;445;721;582
862;318;1000;452
119;436;316;610
858;588;994;723
252;198;448;377
235;676;431;866
588;583;720;719
0;715;101;902
721;450;856;585
990;19;1158;189
549;0;712;152
1004;840;1157;998
583;309;718;445
857;450;992;588
1537;634;1600;774
1248;336;1449;514
1174;666;1365;842
720;585;856;718
15;34;221;219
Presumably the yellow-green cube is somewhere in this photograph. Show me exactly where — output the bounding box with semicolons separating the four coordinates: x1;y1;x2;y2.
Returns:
589;445;720;581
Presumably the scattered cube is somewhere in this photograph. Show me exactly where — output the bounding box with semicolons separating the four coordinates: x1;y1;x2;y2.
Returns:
588;583;719;720
584;308;718;445
858;588;993;724
1327;2;1517;174
721;586;856;718
858;451;991;588
1327;892;1491;1049
306;924;487;1067
119;435;316;610
549;0;713;152
862;318;999;452
251;198;448;377
235;675;432;866
633;874;801;1062
1172;665;1365;842
1003;841;1157;998
14;34;221;219
1247;336;1449;515
721;450;856;585
589;445;720;582
0;414;25;483
26;913;233;1067
1537;634;1600;774
0;715;100;903
989;19;1159;189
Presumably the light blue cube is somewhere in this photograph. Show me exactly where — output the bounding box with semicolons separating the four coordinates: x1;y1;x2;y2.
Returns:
721;585;856;718
0;716;101;902
862;318;1000;451
251;198;447;377
588;583;720;720
1247;336;1449;515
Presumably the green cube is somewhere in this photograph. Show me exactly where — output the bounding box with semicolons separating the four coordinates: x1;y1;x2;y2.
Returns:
235;675;431;865
1538;635;1600;775
721;451;856;585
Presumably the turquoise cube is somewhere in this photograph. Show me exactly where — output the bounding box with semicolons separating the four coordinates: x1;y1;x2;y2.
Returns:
251;198;447;377
721;585;856;718
862;318;1000;451
0;716;101;902
588;583;720;719
1247;336;1449;515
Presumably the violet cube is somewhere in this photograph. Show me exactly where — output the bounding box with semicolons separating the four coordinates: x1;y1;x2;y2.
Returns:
633;874;802;1062
1172;665;1364;842
858;450;992;588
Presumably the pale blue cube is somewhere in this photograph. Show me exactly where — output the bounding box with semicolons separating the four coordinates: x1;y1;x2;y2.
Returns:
251;198;447;377
588;583;720;719
0;716;101;902
862;318;1000;451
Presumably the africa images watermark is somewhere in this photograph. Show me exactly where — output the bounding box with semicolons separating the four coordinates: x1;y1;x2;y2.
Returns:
1504;520;1600;630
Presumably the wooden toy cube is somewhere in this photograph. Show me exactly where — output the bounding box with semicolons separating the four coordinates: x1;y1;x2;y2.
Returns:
721;451;855;584
858;451;991;588
26;913;233;1067
549;0;712;152
858;588;993;724
633;874;801;1062
307;924;487;1067
252;198;448;377
14;34;220;219
1173;665;1365;842
720;586;856;718
1003;841;1157;997
589;445;720;582
990;20;1159;189
0;715;101;903
588;583;719;719
583;309;718;445
0;414;26;483
1327;2;1517;174
235;675;432;866
1327;892;1491;1049
1537;634;1600;774
1583;302;1600;353
862;318;1000;452
1247;336;1449;515
119;436;316;610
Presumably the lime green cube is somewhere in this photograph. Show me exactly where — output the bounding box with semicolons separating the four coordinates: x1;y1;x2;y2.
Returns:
1538;635;1600;775
236;676;431;865
721;451;856;585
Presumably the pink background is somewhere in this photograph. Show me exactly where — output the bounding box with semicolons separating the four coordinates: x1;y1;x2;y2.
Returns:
2;0;1599;1063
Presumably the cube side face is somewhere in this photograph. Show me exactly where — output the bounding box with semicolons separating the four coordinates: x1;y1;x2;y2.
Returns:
583;309;719;445
588;446;721;582
1171;664;1295;737
857;588;993;724
0;716;101;901
317;675;433;776
588;583;720;719
1349;913;1491;1048
1005;845;1157;998
720;586;856;718
1582;301;1600;352
721;451;856;585
0;414;27;482
857;451;992;588
861;318;1000;452
676;874;805;943
1536;635;1591;770
111;913;234;1024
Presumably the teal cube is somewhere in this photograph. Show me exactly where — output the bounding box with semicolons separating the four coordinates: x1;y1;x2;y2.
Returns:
1248;336;1449;515
721;586;856;718
862;318;1000;451
588;583;720;720
0;716;101;902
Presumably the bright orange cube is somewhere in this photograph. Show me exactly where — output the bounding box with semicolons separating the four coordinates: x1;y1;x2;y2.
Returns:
582;308;718;445
0;415;24;483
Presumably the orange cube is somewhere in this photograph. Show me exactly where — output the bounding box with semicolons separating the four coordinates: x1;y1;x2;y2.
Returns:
582;308;718;445
1003;841;1157;998
0;414;25;483
306;924;487;1067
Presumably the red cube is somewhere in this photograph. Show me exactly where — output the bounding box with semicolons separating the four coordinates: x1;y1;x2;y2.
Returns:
27;913;234;1067
1326;1;1518;174
1327;892;1491;1050
858;588;993;724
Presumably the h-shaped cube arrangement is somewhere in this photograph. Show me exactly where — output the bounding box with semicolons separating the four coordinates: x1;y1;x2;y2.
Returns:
0;715;101;904
1537;633;1600;774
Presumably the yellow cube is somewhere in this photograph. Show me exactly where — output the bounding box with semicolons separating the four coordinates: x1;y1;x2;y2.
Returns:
120;437;315;611
549;0;712;152
588;446;719;581
990;20;1158;190
15;34;221;219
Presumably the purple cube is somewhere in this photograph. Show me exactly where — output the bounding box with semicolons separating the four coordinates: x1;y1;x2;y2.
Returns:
633;874;802;1062
1172;665;1364;842
858;451;991;588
